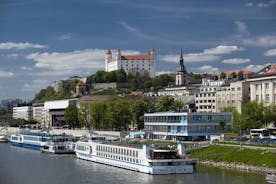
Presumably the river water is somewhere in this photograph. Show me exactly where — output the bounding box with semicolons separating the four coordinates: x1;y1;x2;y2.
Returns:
0;144;267;184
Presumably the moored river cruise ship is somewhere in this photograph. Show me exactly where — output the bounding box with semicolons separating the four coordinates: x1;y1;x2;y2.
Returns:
75;139;196;174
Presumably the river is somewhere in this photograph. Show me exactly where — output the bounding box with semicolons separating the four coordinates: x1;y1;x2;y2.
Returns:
0;143;267;184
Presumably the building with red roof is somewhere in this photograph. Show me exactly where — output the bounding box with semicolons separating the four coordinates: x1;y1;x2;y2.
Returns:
105;48;155;78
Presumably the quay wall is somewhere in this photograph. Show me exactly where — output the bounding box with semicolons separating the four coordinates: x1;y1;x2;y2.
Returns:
0;127;126;138
198;160;276;174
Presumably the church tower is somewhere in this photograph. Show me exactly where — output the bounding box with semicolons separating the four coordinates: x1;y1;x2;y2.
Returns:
175;48;188;86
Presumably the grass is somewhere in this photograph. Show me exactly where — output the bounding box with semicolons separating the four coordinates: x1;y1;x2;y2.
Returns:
187;145;276;168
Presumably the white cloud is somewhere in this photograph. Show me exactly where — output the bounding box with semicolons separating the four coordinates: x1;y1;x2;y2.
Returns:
6;53;19;59
117;21;137;32
245;2;254;6
156;71;174;76
26;49;141;76
222;58;251;64
235;21;248;35
0;70;14;77
203;45;243;55
264;49;276;56
0;42;47;50
159;45;242;63
192;65;219;73
20;66;33;71
245;63;271;72
58;33;73;41
22;79;50;92
185;53;219;62
257;3;269;7
242;35;276;47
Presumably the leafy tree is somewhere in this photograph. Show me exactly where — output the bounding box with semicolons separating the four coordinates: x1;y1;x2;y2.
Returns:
131;97;153;130
220;72;226;79
78;103;91;129
218;120;226;131
230;72;237;79
222;107;241;133
89;101;107;129
64;104;79;128
105;98;132;131
155;96;183;112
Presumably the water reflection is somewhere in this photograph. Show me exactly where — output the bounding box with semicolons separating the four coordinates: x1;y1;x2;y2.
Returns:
0;144;267;184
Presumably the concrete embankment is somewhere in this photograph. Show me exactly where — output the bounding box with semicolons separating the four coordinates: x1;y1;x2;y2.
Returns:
198;160;276;174
0;127;126;138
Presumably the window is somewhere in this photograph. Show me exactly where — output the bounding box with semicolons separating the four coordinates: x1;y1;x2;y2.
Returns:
266;94;270;103
265;83;269;89
256;95;259;102
255;84;259;90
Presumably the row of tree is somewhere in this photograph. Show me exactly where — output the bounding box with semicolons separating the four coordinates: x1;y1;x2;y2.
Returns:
222;101;276;134
64;96;185;130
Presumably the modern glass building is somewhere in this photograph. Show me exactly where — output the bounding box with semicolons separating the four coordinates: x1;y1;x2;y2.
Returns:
144;112;232;141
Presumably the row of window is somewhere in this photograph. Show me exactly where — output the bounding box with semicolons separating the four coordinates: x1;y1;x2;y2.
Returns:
96;145;139;158
145;114;231;122
23;136;39;141
255;83;276;90
96;152;142;164
144;116;181;123
196;93;215;97
256;94;276;103
195;99;215;103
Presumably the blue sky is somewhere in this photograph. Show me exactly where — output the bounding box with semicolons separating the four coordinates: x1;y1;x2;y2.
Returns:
0;0;276;100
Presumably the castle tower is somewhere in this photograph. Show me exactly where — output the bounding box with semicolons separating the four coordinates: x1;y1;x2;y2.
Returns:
105;49;112;71
176;48;188;86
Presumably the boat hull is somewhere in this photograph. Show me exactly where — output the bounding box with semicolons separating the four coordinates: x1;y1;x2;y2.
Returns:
75;152;194;174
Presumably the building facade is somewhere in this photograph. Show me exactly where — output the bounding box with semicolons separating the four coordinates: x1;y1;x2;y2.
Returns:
44;99;79;127
13;106;33;121
216;80;250;112
105;49;155;78
144;111;232;141
32;103;45;126
195;78;228;112
247;64;276;105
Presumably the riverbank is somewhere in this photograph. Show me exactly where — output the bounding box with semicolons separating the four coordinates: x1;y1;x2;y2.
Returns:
188;145;276;174
197;160;276;174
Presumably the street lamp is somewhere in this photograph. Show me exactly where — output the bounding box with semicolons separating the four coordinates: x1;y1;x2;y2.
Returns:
237;99;242;150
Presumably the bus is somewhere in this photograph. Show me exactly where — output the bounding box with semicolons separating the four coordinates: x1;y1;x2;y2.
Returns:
250;128;270;139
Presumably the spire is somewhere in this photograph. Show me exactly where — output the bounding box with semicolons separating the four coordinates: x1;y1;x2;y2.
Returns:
177;48;186;73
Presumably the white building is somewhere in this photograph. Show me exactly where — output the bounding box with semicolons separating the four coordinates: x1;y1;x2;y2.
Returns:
32;103;45;126
13;106;33;120
216;80;250;112
105;49;155;78
247;64;276;105
44;99;79;127
195;78;228;112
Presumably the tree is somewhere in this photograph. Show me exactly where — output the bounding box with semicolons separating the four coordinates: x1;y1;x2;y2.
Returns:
220;72;226;79
78;103;90;129
64;104;79;128
218;120;226;131
155;96;183;112
89;101;107;129
105;98;132;131
131;97;153;130
230;72;237;79
222;107;241;133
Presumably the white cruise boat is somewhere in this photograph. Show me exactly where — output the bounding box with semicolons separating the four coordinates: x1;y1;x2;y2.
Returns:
10;132;51;150
75;139;196;174
41;135;77;154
